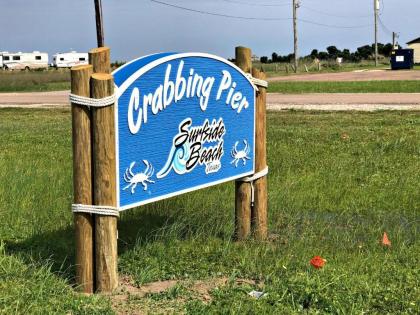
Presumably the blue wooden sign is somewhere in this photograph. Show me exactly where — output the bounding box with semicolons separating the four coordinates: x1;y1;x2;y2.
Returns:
113;53;256;210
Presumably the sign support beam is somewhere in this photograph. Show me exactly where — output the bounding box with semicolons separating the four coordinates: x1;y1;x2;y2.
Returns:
91;72;118;292
71;65;95;294
251;67;268;240
234;47;253;240
89;47;118;293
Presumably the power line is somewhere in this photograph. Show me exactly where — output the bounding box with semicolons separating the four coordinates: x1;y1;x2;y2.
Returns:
150;0;291;20
300;5;372;19
376;1;396;36
220;0;290;7
378;16;393;36
299;18;372;29
151;0;373;29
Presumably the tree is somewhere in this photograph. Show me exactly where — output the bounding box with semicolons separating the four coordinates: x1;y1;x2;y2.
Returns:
327;46;341;59
342;49;351;60
351;52;362;62
380;43;394;57
310;49;319;59
260;56;269;64
272;52;279;63
357;45;374;59
286;53;295;62
318;51;329;60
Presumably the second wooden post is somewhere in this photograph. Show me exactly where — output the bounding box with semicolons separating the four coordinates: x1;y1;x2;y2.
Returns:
89;47;118;292
234;46;269;241
251;67;268;240
91;72;118;292
234;46;252;240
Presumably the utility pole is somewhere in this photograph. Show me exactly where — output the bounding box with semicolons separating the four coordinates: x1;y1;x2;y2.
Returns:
293;0;299;73
392;32;399;49
94;0;105;47
374;0;379;67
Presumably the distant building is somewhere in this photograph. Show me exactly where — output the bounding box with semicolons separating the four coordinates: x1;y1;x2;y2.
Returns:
407;37;420;64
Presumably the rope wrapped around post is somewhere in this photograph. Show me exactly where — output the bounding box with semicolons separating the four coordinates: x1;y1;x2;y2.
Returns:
69;93;116;108
246;73;268;90
69;92;118;218
72;204;119;217
239;167;269;206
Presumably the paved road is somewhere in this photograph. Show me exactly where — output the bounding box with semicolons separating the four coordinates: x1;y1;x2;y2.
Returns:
0;91;69;107
268;69;420;82
1;90;420;111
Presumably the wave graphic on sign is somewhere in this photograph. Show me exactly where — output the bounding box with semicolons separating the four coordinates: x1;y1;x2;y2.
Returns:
156;143;191;179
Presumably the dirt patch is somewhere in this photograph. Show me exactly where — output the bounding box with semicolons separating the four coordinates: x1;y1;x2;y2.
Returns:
110;276;260;314
112;276;178;301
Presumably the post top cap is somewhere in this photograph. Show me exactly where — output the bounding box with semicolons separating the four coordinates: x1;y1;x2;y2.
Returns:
91;72;113;80
89;46;110;54
71;64;93;71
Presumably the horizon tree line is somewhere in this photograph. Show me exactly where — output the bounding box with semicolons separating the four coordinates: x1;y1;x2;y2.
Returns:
260;43;400;64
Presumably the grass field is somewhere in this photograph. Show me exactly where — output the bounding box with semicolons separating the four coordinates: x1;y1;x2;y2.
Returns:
0;70;70;92
254;61;391;77
268;80;420;94
0;109;419;314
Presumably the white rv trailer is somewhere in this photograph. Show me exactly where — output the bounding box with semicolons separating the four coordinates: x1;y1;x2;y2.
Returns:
2;51;49;70
0;52;10;68
52;51;88;68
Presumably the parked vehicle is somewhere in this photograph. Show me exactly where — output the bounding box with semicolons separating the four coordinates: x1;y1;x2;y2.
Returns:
52;51;88;68
2;51;49;70
0;51;8;68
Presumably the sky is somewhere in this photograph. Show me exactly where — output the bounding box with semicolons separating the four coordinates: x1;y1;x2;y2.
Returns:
0;0;419;61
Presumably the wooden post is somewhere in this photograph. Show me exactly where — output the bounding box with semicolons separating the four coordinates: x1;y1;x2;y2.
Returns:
89;46;117;293
251;68;268;240
91;72;118;292
71;65;94;293
89;47;111;74
235;46;252;73
234;46;252;240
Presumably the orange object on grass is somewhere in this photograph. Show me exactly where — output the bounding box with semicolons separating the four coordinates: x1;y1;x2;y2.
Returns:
382;232;391;247
310;256;326;269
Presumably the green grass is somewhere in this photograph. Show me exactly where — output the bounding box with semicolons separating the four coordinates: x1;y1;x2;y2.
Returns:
0;70;70;92
0;109;419;314
268;80;420;94
0;244;112;314
254;60;391;77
